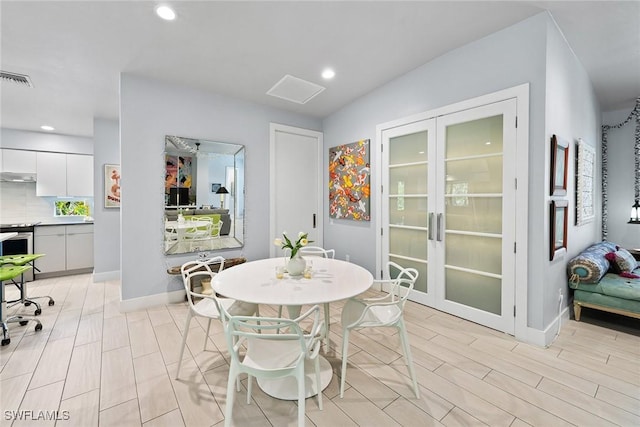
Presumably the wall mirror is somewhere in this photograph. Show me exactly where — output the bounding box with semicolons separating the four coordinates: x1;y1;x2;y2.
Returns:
164;135;245;255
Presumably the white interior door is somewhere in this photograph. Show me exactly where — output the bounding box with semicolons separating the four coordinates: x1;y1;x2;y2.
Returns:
270;124;323;256
435;99;517;334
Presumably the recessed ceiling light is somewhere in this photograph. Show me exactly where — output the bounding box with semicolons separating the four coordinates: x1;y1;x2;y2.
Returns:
485;141;492;145
321;68;335;79
41;125;55;131
156;5;176;21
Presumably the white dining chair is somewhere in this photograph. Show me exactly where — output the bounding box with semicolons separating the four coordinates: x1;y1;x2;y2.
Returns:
175;257;259;379
221;304;324;427
184;218;213;250
278;246;335;341
339;261;420;398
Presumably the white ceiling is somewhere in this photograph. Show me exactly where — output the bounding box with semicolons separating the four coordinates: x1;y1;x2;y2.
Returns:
1;1;638;137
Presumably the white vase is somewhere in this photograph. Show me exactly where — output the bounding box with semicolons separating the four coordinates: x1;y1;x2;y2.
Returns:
287;253;306;276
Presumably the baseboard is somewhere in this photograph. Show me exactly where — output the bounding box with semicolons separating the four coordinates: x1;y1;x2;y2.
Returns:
93;270;120;282
119;289;185;312
524;305;571;347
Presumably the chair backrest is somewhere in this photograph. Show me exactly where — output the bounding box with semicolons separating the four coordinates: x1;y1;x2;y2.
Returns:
211;220;223;237
386;261;418;304
299;246;335;259
180;256;225;306
220;305;323;373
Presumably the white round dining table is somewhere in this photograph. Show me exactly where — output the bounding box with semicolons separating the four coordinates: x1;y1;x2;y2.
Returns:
212;257;373;400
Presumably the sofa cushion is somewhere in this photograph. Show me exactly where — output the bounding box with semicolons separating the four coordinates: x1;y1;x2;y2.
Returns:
613;248;638;272
567;241;618;284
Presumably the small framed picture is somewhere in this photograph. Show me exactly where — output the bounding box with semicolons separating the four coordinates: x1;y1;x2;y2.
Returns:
550;199;568;261
104;164;120;208
550;134;569;196
211;183;221;193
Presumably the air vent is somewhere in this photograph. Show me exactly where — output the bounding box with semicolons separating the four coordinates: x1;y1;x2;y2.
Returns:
266;74;325;104
1;71;33;88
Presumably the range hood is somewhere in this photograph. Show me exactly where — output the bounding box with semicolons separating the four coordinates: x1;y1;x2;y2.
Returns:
0;172;36;182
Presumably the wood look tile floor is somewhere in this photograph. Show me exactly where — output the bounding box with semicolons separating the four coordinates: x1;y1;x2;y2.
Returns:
1;274;639;426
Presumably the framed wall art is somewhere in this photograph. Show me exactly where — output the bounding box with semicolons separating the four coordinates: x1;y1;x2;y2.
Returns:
329;139;371;221
575;138;595;225
550;134;569;196
550;199;568;261
104;164;121;208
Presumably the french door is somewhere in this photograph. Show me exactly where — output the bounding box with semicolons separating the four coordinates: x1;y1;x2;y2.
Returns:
381;99;517;334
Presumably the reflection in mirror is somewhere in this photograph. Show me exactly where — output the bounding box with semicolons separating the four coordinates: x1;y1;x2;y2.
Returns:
164;135;244;255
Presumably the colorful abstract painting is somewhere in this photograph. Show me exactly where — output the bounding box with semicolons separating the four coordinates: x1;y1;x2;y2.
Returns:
329;139;370;221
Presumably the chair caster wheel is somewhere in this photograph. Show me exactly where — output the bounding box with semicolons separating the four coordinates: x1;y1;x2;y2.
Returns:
34;309;42;316
19;321;28;326
25;302;32;307
1;338;10;346
49;300;55;306
35;324;43;332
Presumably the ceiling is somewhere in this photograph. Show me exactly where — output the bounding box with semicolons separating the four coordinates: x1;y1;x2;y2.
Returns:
1;1;638;137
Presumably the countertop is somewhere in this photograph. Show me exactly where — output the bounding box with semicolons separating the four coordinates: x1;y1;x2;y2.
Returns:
36;220;94;227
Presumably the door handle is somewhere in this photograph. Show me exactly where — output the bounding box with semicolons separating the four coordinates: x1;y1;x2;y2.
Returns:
313;214;316;229
437;213;443;242
428;213;434;240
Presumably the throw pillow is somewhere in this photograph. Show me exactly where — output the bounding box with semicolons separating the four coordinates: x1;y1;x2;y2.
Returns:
614;248;638;272
604;252;622;274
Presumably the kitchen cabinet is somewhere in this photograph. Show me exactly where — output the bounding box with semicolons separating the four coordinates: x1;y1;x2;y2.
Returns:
36;152;93;197
34;224;93;275
1;149;37;173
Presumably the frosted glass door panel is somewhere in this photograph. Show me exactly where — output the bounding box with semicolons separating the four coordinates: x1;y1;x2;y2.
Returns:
389;228;428;260
445;234;502;275
445;157;503;193
390;256;428;294
445;115;503;157
389;132;428;164
389;164;428;194
389;197;429;226
445;269;501;315
442;110;505;317
445;197;502;233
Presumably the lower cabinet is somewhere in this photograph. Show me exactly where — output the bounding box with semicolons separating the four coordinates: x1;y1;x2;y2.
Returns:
35;224;94;275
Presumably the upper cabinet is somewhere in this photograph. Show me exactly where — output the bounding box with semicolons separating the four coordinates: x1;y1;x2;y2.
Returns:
36;152;93;197
0;149;37;173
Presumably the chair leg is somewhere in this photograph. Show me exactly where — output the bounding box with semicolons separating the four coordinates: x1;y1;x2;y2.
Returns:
297;365;306;427
340;328;350;398
175;311;192;379
398;319;419;398
224;365;237;427
246;375;252;404
204;318;212;350
323;303;330;344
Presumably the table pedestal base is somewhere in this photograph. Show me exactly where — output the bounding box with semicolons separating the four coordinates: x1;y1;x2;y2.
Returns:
257;355;332;400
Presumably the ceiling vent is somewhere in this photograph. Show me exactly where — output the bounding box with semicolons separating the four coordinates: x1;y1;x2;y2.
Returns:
1;71;33;88
266;74;325;104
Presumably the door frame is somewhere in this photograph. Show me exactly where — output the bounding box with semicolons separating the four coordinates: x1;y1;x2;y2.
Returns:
269;123;324;257
375;84;529;340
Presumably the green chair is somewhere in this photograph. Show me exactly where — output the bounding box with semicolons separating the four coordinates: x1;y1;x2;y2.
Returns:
0;254;54;315
1;265;43;346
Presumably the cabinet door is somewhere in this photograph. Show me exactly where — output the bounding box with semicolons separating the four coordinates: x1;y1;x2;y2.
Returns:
2;149;37;173
67;154;93;196
66;227;94;270
34;228;67;273
36;152;67;196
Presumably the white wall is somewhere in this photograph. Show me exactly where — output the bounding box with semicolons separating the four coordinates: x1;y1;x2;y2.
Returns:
0;128;93;154
119;74;321;301
543;17;601;329
603;107;640;248
92;118;120;281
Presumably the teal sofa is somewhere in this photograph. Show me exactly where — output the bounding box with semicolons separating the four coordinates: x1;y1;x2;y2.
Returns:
567;242;640;321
